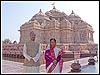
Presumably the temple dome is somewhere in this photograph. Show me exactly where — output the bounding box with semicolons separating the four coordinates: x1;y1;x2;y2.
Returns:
31;9;50;21
45;6;67;18
69;10;81;20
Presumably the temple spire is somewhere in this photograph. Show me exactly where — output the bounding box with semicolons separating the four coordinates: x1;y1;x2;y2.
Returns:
38;9;44;15
52;2;55;9
39;9;42;13
71;10;74;14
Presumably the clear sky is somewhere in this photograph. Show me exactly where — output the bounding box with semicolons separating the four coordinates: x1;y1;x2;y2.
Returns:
1;1;99;44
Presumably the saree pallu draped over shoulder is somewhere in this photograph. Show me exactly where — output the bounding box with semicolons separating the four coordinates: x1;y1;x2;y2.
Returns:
45;47;64;73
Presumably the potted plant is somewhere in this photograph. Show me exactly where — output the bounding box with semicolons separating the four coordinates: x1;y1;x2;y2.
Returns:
71;59;81;72
88;56;95;65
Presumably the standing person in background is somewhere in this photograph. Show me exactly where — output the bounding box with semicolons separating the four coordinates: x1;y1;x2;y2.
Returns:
23;31;41;73
45;38;64;73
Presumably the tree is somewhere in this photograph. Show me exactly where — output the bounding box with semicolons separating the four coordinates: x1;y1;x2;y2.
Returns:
3;38;11;43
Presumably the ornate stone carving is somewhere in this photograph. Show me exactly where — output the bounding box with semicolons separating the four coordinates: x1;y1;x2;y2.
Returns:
18;5;94;45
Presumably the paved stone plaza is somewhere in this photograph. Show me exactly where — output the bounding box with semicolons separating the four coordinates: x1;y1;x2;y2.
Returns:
2;2;98;74
80;62;98;73
2;57;99;74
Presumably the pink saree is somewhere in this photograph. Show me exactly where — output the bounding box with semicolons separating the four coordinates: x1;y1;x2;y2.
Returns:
45;47;64;73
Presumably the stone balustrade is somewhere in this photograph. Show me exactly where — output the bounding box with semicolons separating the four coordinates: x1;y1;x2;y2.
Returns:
2;43;98;59
2;43;24;58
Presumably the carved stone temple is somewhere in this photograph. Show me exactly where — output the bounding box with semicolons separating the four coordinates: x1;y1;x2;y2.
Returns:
19;6;94;45
2;4;98;59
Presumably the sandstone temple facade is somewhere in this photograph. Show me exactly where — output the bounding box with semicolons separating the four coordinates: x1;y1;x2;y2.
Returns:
19;6;94;45
2;5;98;60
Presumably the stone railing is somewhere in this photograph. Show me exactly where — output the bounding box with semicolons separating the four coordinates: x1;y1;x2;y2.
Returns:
2;43;24;58
2;43;98;58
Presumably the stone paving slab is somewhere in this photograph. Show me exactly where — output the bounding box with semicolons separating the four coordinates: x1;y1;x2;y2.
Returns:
1;57;98;74
80;62;98;73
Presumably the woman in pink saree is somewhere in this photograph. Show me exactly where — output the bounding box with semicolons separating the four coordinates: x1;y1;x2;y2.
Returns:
45;38;64;73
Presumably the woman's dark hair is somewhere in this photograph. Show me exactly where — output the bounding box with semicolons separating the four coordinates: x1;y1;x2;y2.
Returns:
50;38;56;43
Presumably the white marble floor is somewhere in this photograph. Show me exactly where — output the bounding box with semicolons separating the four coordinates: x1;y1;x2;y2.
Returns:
1;57;99;74
80;62;98;73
